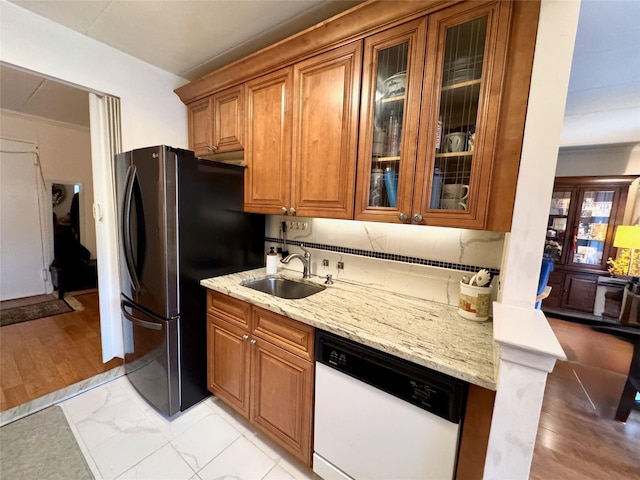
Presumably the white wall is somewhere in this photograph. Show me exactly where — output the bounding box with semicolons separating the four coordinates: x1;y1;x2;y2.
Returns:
0;0;189;360
556;143;640;177
0;110;96;258
0;0;188;152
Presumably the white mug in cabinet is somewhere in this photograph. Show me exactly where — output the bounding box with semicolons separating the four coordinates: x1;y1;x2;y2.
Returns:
443;132;467;153
441;184;469;200
440;199;467;210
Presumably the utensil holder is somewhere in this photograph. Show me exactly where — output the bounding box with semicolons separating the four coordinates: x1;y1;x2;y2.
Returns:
458;281;492;321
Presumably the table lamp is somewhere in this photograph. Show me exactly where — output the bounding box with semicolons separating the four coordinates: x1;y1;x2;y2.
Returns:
613;225;640;277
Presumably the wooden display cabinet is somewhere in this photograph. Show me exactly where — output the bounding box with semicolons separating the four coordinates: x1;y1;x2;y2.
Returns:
542;176;635;315
355;2;526;229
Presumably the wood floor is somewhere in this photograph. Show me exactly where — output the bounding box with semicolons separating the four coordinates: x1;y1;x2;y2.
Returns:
0;291;122;412
531;318;640;479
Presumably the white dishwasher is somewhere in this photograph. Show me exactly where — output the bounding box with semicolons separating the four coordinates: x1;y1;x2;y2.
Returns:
313;331;467;480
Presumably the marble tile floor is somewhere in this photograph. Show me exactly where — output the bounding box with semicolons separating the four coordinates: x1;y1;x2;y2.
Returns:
59;376;316;480
0;366;124;427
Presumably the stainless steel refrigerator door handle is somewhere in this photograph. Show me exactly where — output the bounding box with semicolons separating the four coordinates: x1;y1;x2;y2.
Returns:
121;299;163;330
122;165;142;291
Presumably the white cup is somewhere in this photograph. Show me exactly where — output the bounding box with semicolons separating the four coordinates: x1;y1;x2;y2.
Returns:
441;184;469;200
440;199;467;210
444;132;467;152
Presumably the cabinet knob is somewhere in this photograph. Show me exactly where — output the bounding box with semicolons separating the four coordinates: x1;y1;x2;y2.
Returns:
249;339;256;346
398;212;408;223
413;213;423;223
207;145;218;152
281;207;288;215
241;334;249;341
289;207;296;216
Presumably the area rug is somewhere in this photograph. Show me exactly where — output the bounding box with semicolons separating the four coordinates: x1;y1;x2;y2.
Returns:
0;299;73;327
0;405;93;479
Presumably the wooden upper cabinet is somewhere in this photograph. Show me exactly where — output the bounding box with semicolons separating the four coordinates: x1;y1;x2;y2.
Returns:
412;0;529;230
187;86;243;157
291;42;362;219
245;43;362;219
188;97;213;157
212;85;244;153
354;18;427;223
179;0;539;230
244;68;293;215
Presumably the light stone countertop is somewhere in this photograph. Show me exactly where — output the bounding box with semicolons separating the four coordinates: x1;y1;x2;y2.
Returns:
201;268;497;390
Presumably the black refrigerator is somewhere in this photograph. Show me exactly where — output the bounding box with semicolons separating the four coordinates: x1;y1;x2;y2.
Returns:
115;145;265;417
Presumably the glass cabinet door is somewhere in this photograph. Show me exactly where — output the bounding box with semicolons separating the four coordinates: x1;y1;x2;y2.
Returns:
570;189;616;268
430;15;487;212
546;190;573;263
355;19;426;222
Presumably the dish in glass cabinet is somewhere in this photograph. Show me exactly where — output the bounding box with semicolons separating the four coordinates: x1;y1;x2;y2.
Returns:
383;71;406;98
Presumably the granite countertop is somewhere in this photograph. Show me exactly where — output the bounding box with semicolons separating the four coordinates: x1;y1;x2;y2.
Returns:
201;268;496;390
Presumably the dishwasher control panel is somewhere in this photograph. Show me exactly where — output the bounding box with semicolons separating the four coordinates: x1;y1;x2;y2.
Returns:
316;331;467;423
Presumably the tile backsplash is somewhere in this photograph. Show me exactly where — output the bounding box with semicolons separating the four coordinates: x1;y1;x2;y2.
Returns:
264;216;504;307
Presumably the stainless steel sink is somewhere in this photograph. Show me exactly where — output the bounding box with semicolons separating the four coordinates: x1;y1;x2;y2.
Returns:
241;276;325;299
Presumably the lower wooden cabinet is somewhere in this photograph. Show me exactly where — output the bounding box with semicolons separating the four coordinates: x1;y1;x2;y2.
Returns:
206;291;315;465
252;337;314;462
543;270;598;313
562;273;598;313
207;315;251;417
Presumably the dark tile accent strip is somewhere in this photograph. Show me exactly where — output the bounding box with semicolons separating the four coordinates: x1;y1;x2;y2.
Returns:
265;236;500;275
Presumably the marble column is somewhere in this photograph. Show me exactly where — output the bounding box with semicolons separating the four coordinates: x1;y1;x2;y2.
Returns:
484;304;566;479
485;0;581;478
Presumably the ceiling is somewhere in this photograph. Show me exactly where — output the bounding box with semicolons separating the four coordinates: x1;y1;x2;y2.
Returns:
1;0;639;145
6;0;360;81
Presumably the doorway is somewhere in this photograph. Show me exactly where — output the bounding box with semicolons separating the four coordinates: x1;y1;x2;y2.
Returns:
50;182;98;298
0;65;123;415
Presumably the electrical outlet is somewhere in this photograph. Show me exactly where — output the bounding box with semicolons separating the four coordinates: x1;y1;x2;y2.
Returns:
322;259;329;267
286;221;310;232
337;261;344;270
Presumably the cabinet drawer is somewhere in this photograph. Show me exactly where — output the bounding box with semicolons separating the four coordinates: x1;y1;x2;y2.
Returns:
252;306;314;361
207;290;251;330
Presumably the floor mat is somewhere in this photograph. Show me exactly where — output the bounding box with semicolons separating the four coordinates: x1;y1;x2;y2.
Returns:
0;298;73;327
0;405;93;479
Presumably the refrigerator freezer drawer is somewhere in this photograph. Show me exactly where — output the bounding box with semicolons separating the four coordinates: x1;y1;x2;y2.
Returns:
122;297;180;416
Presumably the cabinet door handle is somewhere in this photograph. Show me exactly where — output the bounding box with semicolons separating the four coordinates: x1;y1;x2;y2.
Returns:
413;213;423;223
281;207;288;215
207;145;218;152
249;339;256;346
241;334;249;341
398;212;408;223
289;207;296;216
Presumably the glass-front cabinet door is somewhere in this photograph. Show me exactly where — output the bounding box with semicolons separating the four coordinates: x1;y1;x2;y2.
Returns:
569;188;618;270
432;15;486;211
413;1;511;228
355;19;426;222
546;190;574;264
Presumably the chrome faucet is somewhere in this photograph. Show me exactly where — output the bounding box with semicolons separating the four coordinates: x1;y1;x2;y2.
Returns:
281;244;311;279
